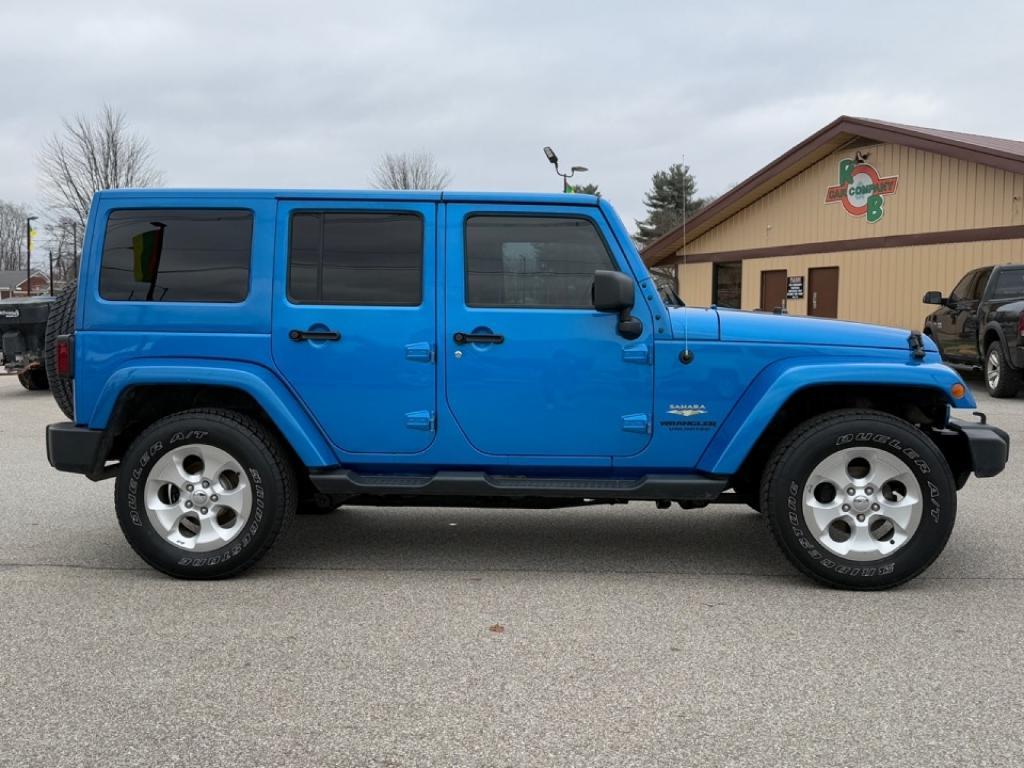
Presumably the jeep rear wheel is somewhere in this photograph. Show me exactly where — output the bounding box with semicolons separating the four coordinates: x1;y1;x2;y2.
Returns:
761;409;956;590
114;408;295;579
984;341;1021;398
44;280;76;418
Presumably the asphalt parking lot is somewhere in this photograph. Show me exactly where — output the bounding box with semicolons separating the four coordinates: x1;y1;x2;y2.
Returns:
0;374;1021;768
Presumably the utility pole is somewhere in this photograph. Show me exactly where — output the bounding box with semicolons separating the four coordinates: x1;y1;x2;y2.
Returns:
48;250;54;296
72;221;79;278
26;215;38;296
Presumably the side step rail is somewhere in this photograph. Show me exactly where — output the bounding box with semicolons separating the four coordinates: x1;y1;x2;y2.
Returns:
309;469;727;502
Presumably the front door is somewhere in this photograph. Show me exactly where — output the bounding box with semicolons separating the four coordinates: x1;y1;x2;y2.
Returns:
952;266;991;358
443;205;654;457
808;267;839;318
760;269;787;313
272;201;437;454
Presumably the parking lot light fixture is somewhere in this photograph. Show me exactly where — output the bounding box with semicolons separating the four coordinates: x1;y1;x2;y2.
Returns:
542;146;589;192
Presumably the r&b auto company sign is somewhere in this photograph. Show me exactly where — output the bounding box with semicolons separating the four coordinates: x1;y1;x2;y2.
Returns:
825;157;898;223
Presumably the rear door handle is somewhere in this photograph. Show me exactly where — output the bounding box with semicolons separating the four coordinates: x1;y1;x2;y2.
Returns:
289;328;341;342
453;332;504;345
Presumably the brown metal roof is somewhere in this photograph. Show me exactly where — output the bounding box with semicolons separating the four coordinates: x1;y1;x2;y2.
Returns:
642;116;1024;266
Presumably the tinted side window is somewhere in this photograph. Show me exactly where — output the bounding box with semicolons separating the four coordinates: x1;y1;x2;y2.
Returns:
465;216;615;308
991;269;1024;300
100;209;252;302
949;270;978;302
288;212;422;305
971;267;993;300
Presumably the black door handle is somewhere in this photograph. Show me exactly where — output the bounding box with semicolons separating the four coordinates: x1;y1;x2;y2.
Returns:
453;332;504;345
289;328;341;342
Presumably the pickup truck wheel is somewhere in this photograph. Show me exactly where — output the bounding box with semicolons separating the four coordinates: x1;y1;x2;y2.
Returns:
984;342;1021;398
761;409;956;590
114;408;296;579
17;367;48;390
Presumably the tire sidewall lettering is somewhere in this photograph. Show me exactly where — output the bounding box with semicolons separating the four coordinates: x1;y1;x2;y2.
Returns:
118;422;278;574
777;421;955;583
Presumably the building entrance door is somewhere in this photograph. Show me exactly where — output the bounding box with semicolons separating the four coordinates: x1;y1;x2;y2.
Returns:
760;269;787;313
808;267;839;318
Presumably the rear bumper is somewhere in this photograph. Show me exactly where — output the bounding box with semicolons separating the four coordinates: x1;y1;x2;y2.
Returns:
46;422;112;480
947;416;1010;478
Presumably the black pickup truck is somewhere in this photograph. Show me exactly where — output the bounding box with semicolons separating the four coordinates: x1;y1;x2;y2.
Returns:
0;296;54;390
924;264;1024;398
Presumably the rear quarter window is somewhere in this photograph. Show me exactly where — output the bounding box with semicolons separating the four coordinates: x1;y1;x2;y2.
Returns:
99;209;253;302
990;269;1024;300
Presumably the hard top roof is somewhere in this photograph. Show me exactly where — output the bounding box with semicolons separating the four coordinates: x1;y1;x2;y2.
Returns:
94;188;601;206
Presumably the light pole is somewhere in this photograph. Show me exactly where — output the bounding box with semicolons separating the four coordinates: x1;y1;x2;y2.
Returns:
542;146;588;193
26;216;38;296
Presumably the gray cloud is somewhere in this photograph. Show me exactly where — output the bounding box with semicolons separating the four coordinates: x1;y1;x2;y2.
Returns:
2;0;1021;228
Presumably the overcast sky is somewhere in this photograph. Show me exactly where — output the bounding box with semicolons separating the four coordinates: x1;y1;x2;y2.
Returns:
1;0;1022;229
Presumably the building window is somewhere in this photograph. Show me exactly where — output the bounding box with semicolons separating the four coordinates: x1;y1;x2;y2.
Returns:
464;215;614;308
712;261;742;308
100;209;253;303
288;212;423;306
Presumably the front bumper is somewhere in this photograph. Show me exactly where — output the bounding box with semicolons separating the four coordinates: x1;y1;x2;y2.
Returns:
946;416;1010;478
46;422;112;480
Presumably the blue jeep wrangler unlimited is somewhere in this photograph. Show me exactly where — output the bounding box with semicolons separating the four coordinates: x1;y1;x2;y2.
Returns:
45;189;1008;588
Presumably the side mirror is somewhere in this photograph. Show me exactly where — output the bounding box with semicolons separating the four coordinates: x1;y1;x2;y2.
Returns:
922;290;945;305
592;270;634;312
592;270;642;340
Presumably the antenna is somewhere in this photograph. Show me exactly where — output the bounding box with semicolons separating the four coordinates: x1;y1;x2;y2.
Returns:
680;156;693;364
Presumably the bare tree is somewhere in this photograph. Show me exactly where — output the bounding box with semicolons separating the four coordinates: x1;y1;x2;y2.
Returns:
370;152;452;190
46;217;80;283
0;200;30;271
38;105;163;228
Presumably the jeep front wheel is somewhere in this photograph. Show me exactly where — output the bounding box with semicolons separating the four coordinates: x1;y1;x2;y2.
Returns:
761;409;956;589
114;408;295;579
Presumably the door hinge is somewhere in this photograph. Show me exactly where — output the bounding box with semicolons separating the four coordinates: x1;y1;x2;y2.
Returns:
405;342;434;363
621;414;651;434
622;343;651;365
405;410;436;431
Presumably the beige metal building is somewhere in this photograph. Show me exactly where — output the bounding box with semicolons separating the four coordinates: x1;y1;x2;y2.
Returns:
642;116;1024;330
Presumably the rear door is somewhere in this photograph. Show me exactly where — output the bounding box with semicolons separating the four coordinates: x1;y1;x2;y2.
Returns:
443;204;654;458
272;201;437;454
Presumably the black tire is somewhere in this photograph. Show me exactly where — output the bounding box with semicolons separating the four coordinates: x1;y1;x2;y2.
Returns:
984;341;1021;399
44;280;76;419
761;409;956;590
115;408;296;579
297;493;342;515
17;367;48;391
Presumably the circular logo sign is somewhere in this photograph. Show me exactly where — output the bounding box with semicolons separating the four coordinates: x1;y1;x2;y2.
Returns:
842;164;882;216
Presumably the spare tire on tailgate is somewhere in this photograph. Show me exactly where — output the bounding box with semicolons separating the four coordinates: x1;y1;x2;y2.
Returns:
45;280;76;419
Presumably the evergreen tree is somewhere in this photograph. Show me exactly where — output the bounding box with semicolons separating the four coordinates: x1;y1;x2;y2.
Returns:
633;162;707;247
569;182;600;197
